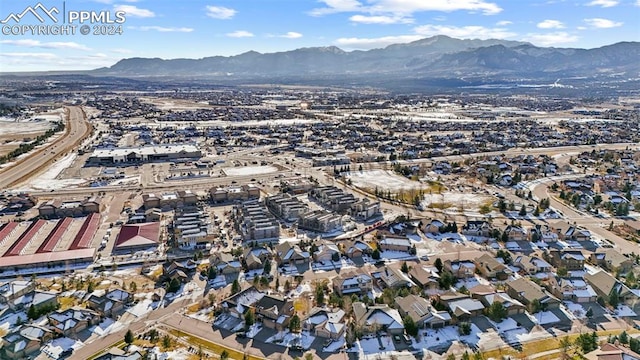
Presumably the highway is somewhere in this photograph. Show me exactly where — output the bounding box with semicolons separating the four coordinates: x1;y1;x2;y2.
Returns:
0;106;91;189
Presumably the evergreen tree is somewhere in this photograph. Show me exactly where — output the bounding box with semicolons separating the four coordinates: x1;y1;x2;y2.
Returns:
289;314;301;333
231;279;241;295
434;258;443;273
124;329;135;344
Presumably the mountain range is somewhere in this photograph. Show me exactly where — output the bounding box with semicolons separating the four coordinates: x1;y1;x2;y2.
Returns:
96;35;640;84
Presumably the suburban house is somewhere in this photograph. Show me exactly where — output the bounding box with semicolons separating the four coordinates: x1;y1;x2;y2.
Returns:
343;240;372;259
444;260;476;279
243;246;273;271
462;220;492;238
505;278;561;312
474;254;511;280
590;248;633;273
551;221;591;241
210;253;242;275
2;325;54;360
220;286;265;319
86;289;132;318
378;236;412;253
252;294;294;331
504;225;528;241
421;219;445;234
377;266;414;289
303;308;346;339
475;292;526;315
395;294;451;329
545;249;586;271
332;271;373;296
275;242;310;266
553;278;598;303
512;255;552;275
440;294;485;321
585;271;639;306
48;308;101;338
353;302;405;334
313;242;341;263
408;265;440;294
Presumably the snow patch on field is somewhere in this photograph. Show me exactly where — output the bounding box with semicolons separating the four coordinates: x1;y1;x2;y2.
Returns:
421;191;492;209
348;170;425;192
19;153;85;190
223;165;278;176
0;113;61;135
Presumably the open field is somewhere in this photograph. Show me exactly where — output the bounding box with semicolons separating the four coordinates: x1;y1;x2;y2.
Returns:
348;170;427;192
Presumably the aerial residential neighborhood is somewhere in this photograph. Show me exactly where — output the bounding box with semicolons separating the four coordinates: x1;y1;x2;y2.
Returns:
1;1;639;359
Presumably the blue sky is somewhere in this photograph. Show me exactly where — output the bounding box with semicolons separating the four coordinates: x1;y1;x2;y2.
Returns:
1;0;638;71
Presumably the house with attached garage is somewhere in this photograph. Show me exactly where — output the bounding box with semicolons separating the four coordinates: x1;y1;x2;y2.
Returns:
303;308;346;340
439;294;485;321
252;294;294;332
474;253;511;280
395;294;451;329
585;270;639;306
505;277;561;312
275;242;310;266
475;291;526;315
332;270;373;296
353;302;405;335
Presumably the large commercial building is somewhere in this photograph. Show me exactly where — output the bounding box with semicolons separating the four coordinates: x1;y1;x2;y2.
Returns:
86;144;201;165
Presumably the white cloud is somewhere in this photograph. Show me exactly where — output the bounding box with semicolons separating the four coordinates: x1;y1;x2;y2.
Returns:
524;32;579;46
537;20;565;29
335;35;424;49
370;0;503;15
226;30;254;38
205;5;236;19
636;0;640;6
311;0;502;17
111;48;133;54
349;14;414;24
0;52;58;60
114;5;155;18
496;20;512;26
280;32;303;39
583;18;623;28
310;0;363;16
93;0;137;4
586;0;619;7
0;39;91;51
129;26;194;32
413;24;516;39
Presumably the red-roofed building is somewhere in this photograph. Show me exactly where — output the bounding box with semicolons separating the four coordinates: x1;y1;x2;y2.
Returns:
114;222;161;254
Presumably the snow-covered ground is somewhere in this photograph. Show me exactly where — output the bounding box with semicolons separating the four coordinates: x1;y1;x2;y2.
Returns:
615;305;637;317
380;250;416;261
41;337;83;359
223;165;278;176
358;335;395;354
19;153;85;191
90;317;125;336
0;310;27;331
421;191;492;210
323;336;346;352
126;298;159;318
348;170;426;192
412;324;482;350
563;301;587;319
0;113;61;135
266;330;315;349
149;347;192;360
533;311;560;325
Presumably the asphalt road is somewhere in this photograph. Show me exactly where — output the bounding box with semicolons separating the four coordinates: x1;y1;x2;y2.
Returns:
0;106;90;189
